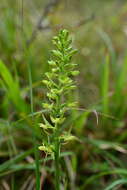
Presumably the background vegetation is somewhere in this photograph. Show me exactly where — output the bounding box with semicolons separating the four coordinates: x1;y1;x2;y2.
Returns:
1;0;127;189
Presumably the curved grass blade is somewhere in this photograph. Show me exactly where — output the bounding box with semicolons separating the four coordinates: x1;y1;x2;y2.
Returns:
0;149;34;174
82;169;127;189
104;179;127;190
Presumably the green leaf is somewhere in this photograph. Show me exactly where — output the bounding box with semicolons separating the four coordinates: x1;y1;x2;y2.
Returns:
101;55;110;115
104;179;127;190
0;149;34;173
0;60;28;113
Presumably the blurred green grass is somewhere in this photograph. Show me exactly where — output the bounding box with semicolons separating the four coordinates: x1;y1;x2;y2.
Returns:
1;0;127;189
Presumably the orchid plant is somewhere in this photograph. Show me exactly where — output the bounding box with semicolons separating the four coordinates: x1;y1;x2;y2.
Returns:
39;29;79;190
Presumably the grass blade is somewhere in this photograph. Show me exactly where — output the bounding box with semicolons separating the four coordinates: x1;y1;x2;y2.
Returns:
100;55;110;123
0;149;34;173
114;55;127;118
104;179;127;190
0;59;28;113
82;169;127;189
27;54;40;190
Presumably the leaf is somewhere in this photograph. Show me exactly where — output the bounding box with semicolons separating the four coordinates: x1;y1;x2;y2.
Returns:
73;110;90;135
0;151;73;177
101;55;110;116
104;179;127;190
83;138;127;153
0;149;34;173
0;60;28;113
114;55;127;117
83;169;127;189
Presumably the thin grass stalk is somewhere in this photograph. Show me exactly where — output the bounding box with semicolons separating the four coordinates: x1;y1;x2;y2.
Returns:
27;54;40;190
54;138;60;190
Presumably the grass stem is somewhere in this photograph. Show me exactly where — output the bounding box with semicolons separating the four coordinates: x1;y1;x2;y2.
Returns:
54;138;60;190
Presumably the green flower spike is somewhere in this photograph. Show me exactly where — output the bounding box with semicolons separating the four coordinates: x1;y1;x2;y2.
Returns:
39;29;79;190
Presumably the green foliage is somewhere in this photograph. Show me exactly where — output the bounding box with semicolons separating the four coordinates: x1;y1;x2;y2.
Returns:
104;179;127;190
101;55;110;115
114;55;127;118
0;60;28;114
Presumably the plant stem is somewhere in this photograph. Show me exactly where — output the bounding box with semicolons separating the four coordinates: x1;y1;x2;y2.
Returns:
27;56;40;190
54;137;60;190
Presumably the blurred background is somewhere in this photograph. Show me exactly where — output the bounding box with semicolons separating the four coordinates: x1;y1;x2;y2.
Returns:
1;0;127;189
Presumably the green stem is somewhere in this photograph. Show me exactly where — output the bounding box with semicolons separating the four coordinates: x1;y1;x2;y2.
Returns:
27;56;40;190
54;137;60;190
